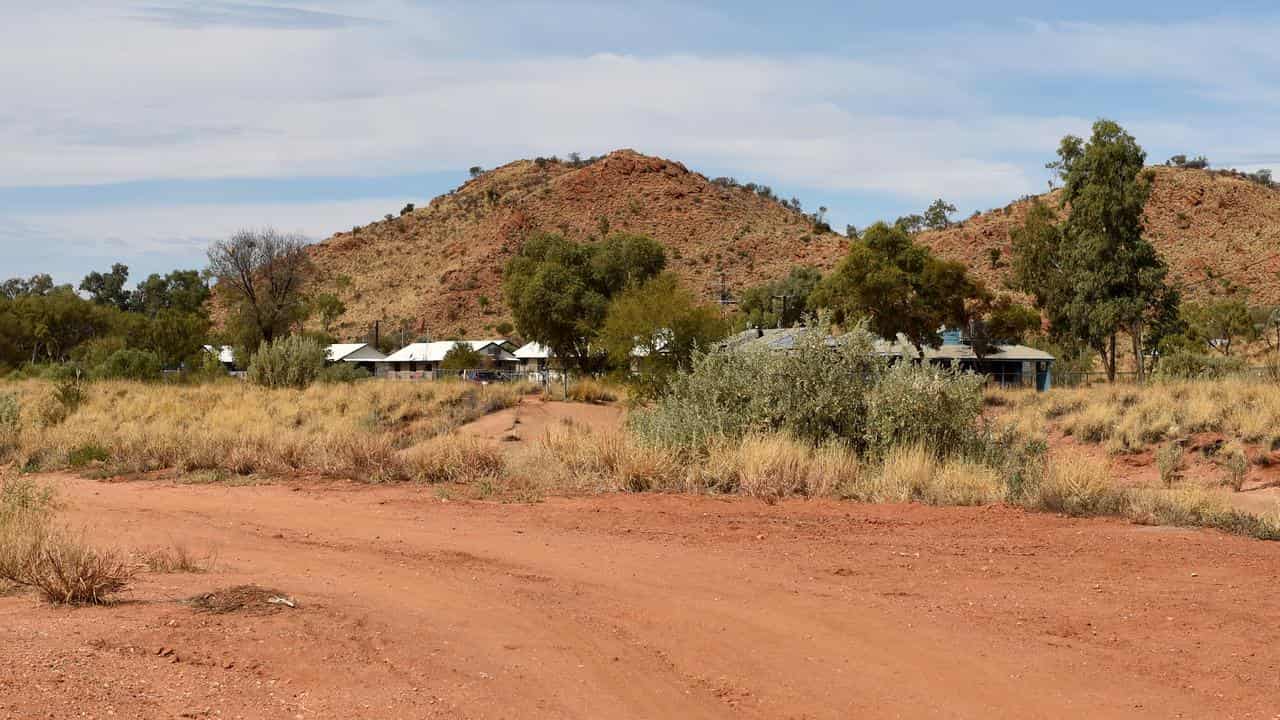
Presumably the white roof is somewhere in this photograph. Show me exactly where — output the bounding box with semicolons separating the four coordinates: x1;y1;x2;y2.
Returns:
202;344;234;364
514;342;553;360
382;340;515;363
325;343;385;362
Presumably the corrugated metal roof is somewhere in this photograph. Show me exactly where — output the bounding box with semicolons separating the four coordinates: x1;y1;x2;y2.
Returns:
382;340;516;363
514;342;552;360
325;343;380;361
202;344;235;364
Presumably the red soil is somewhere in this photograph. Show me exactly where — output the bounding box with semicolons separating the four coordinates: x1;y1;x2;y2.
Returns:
4;476;1280;719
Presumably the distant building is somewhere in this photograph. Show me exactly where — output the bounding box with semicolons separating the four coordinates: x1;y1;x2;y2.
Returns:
513;342;563;381
376;339;518;380
718;327;1055;391
324;343;386;374
201;344;236;370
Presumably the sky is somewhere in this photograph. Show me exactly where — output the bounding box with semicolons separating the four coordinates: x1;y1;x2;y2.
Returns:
3;1;1279;285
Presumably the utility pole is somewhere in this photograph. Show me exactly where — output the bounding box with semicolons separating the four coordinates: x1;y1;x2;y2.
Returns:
709;271;737;318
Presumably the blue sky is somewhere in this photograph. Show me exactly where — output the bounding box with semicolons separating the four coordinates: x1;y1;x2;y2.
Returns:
3;1;1279;285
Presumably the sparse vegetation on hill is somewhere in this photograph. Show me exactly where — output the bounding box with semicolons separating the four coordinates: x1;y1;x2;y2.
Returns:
306;150;849;338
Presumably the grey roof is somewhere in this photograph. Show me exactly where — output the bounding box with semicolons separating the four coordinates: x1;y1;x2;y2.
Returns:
718;328;1054;362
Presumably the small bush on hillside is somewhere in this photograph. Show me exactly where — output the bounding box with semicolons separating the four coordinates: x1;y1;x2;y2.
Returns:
318;363;371;383
35;374;87;427
247;336;325;389
92;348;162;381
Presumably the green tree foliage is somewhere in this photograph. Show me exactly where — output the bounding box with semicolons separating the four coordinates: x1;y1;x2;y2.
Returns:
311;293;346;334
965;292;1042;359
0;264;212;374
809;222;978;352
246;335;325;389
502;231;666;371
79;263;133;311
207;228;313;348
600;273;727;398
1179;298;1256;356
737;266;823;329
440;342;486;371
893;214;925;234
922;199;957;230
91;349;163;381
131;269;209;316
1012;120;1178;381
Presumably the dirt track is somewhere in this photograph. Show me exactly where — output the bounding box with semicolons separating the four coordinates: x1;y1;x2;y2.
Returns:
4;476;1280;719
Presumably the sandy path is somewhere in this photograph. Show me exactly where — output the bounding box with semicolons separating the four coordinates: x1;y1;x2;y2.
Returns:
4;476;1280;719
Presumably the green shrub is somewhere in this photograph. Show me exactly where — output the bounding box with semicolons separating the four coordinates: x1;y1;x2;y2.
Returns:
319;363;372;383
92;349;162;381
67;444;110;468
1156;352;1246;381
36;374;87;427
0;394;18;460
864;363;986;458
1156;441;1183;487
631;326;987;460
246;336;325;389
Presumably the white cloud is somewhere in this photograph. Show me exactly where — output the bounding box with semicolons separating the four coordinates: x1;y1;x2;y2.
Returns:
5;196;403;262
1;2;1277;232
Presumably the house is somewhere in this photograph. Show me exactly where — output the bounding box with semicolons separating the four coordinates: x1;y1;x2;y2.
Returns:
377;339;518;380
718;327;1055;391
324;343;386;374
201;345;236;370
513;342;563;381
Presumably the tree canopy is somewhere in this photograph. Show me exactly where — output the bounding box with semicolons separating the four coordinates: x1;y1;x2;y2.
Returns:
208;228;313;348
440;342;486;371
809;221;978;352
737;266;823;330
1012;119;1177;381
502;231;666;371
600;273;727;398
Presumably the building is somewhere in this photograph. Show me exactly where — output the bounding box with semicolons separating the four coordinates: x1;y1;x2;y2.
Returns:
719;327;1055;391
201;344;236;370
324;343;386;374
376;340;518;380
513;342;563;381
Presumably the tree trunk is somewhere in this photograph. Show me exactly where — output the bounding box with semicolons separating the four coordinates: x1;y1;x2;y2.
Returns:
1131;322;1145;384
1105;333;1117;383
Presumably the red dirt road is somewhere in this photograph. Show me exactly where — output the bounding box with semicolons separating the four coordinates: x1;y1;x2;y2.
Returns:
4;476;1280;719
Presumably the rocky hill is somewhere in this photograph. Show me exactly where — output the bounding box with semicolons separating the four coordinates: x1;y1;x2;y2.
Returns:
308;150;848;339
309;154;1280;342
918;166;1280;305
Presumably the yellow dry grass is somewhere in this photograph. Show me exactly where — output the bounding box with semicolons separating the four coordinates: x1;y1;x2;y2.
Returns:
3;379;525;482
994;378;1280;453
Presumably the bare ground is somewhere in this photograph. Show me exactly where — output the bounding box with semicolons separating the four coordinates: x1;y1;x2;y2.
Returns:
4;475;1280;719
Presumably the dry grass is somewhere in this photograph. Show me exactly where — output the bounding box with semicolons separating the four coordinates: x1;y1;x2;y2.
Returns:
564;378;620;404
0;510;134;604
996;378;1280;453
838;445;1003;506
2;379;525;482
139;542;215;574
695;435;860;502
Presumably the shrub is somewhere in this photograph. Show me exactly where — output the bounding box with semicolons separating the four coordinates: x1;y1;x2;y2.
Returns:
36;374;87;427
0;394;18;460
1223;444;1249;491
695;435;859;502
632;326;986;461
0;521;134;604
247;336;326;389
1156;352;1246;380
864;363;986;458
631;327;885;450
140;543;214;573
319;363;371;383
1156;441;1184;487
92;348;162;381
